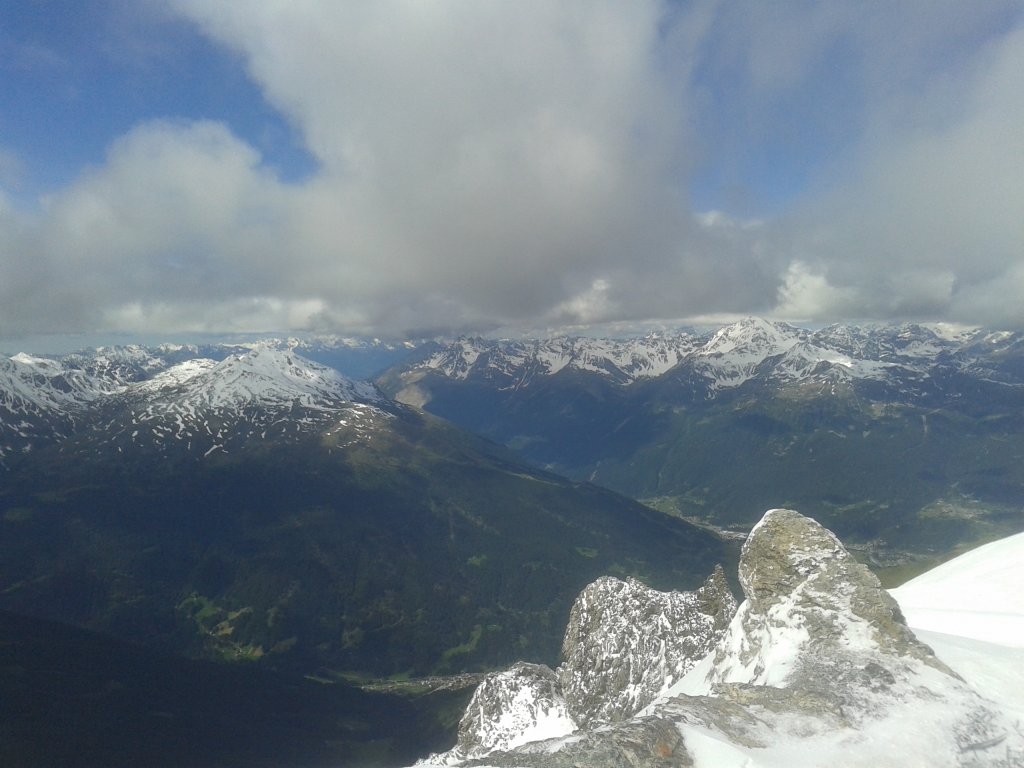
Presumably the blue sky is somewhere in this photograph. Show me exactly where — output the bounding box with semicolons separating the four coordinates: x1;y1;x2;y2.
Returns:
0;1;315;196
1;1;1023;343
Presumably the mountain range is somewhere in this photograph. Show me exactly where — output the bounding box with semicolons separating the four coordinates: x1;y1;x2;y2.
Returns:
378;318;1024;567
4;320;1024;765
0;343;730;679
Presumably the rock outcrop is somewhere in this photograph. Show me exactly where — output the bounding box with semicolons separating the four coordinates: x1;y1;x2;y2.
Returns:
560;567;736;725
708;507;955;690
419;569;736;765
444;662;576;762
415;509;1024;767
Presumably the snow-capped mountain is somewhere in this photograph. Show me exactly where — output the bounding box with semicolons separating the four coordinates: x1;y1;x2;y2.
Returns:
0;352;121;458
690;316;807;388
0;344;388;461
416;510;1024;767
0;352;117;414
387;317;1018;396
84;346;389;456
410;333;702;388
133;345;382;408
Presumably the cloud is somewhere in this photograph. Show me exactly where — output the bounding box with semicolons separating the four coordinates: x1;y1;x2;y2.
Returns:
768;17;1024;325
0;120;292;334
1;1;1023;339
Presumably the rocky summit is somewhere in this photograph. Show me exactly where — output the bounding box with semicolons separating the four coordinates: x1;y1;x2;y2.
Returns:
559;567;736;726
415;509;1024;767
420;569;737;765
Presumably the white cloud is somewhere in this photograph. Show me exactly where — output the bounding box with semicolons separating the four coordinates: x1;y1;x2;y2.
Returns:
773;20;1024;325
774;261;853;321
1;1;1023;339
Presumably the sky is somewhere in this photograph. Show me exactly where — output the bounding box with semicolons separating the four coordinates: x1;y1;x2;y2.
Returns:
1;0;1023;345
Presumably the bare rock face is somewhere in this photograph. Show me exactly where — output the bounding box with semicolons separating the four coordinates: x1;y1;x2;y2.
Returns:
560;566;736;726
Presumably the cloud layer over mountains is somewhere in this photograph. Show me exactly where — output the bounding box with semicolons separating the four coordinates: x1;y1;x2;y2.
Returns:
1;1;1022;338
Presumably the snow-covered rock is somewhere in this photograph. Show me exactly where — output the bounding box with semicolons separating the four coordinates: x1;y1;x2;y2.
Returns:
704;508;948;688
414;510;1024;767
424;663;577;765
419;569;735;765
559;567;736;726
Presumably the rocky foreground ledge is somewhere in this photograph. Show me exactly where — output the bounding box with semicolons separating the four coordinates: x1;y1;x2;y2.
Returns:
414;509;1024;767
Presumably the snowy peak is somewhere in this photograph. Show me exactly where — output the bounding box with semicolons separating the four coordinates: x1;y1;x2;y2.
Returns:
422;337;493;380
414;333;699;387
1;352;121;460
141;345;382;412
399;317;1019;396
1;345;390;461
699;317;805;358
87;347;391;457
694;317;806;388
1;352;113;413
63;345;169;387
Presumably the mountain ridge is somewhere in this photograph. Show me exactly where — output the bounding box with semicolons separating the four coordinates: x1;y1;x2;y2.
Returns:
374;318;1024;565
383;318;1021;395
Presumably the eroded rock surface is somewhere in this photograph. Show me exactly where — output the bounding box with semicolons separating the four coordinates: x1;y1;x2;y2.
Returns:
560;566;736;726
420;569;734;765
440;662;576;763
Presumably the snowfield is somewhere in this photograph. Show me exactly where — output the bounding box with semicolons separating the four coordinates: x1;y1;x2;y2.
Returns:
890;531;1024;724
889;532;1024;647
